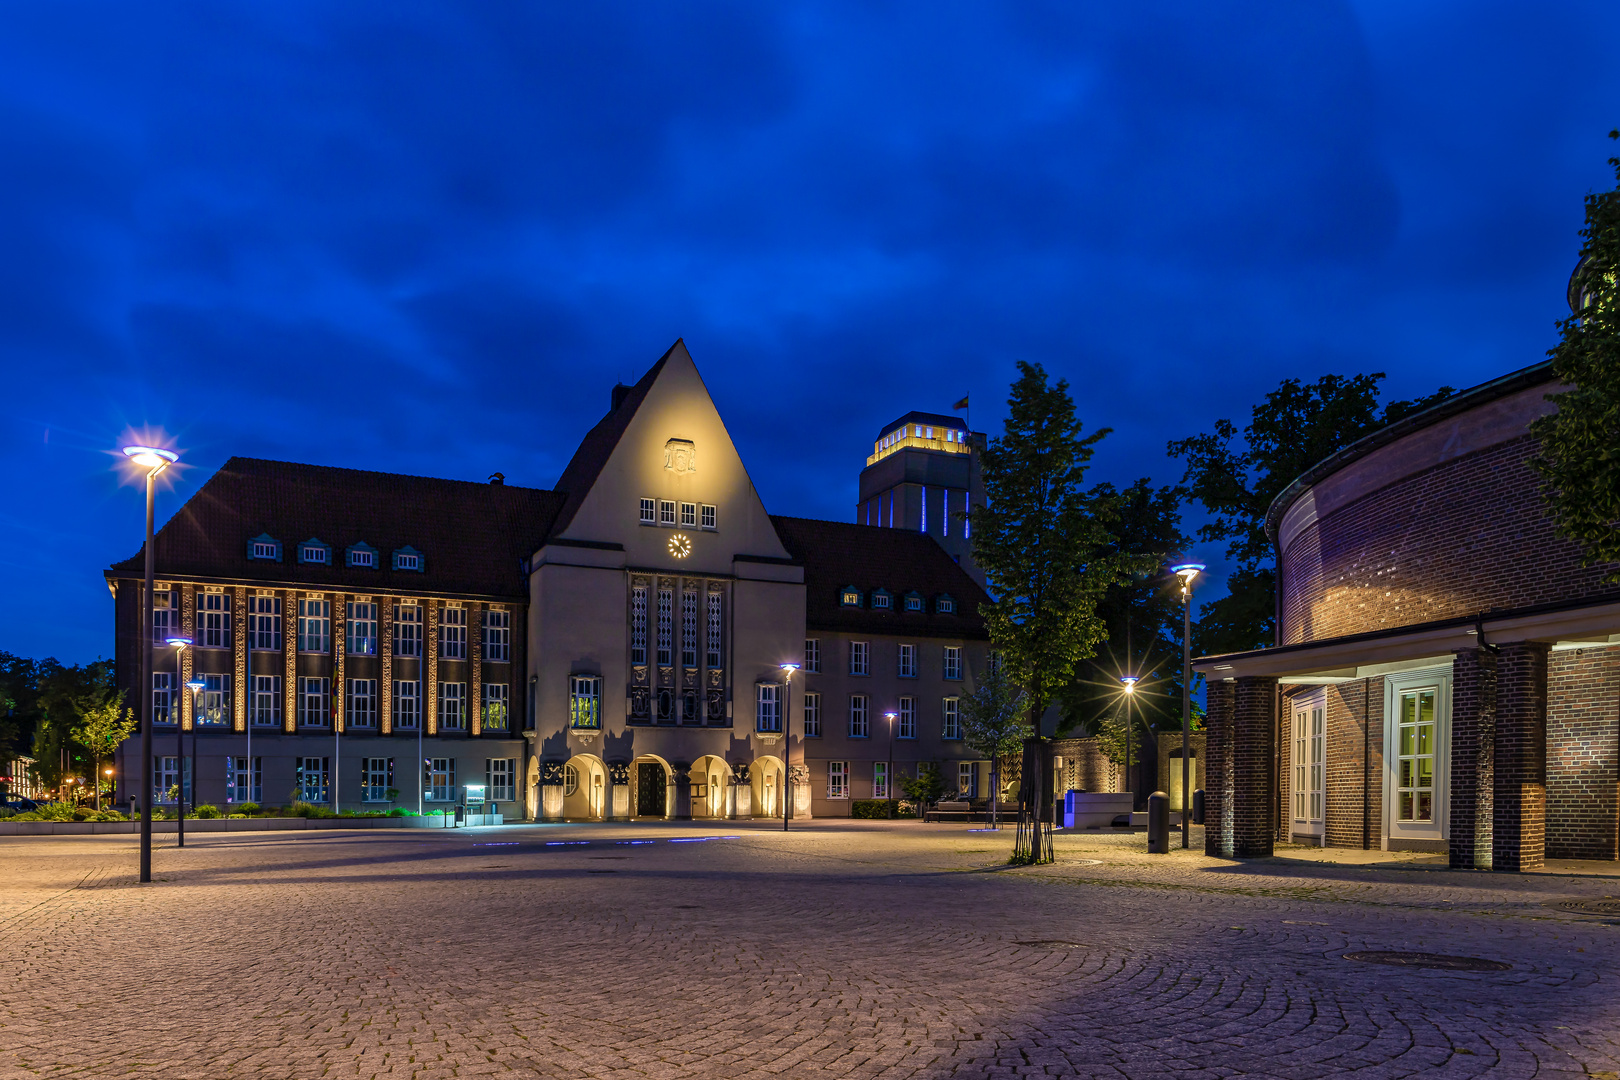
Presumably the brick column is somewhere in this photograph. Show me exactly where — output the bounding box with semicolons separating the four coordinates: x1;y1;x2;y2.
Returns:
332;594;346;732
470;603;484;736
1493;641;1550;872
425;601;440;735
1449;648;1497;869
1231;675;1277;858
1204;678;1234;857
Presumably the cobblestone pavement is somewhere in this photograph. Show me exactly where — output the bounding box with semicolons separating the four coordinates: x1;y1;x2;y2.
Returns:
4;820;1620;1079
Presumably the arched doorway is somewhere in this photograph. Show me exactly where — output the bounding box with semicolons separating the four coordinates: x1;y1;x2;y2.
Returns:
563;754;607;820
633;754;671;818
689;755;732;818
524;756;540;821
752;755;784;819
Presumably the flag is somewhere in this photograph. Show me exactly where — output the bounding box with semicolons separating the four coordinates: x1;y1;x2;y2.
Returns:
953;395;969;411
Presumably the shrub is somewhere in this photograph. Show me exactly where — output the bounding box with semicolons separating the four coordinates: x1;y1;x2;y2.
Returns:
0;806;13;819
10;811;42;821
289;801;316;818
36;802;79;822
194;804;222;819
226;813;247;819
87;810;125;822
237;802;261;816
852;799;898;820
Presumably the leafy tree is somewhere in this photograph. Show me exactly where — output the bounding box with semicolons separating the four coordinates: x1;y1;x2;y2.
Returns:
898;763;947;817
72;692;135;811
1532;131;1620;574
1169;375;1455;655
971;361;1126;863
959;663;1028;830
1093;699;1144;774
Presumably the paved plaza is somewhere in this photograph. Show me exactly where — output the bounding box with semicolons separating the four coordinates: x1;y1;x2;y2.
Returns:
3;821;1620;1079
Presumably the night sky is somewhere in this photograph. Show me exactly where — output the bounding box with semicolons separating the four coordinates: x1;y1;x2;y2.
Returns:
4;3;1618;664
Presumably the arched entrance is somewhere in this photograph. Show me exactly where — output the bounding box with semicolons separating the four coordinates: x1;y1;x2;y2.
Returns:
633;754;671;819
689;755;732;818
525;756;541;821
563;754;607;820
752;755;784;819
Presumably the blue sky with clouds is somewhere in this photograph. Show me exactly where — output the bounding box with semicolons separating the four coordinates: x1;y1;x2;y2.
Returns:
3;2;1618;664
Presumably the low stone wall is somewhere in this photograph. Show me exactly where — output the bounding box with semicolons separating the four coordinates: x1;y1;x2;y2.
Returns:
0;816;503;836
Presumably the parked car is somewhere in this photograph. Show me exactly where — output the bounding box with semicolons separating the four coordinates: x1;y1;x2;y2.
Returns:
2;798;40;813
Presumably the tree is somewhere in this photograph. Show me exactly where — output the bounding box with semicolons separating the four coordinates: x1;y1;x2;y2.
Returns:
1169;375;1455;655
959;662;1028;830
1532;131;1620;575
898;763;947;818
970;361;1126;864
72;692;135;811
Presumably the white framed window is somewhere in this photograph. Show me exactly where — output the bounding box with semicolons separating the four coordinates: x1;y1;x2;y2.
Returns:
1382;668;1450;843
827;761;848;799
640;497;657;524
298;677;330;727
348;546;377;569
681;589;698;667
393;679;419;730
439;682;466;730
958;762;977;798
483;609;510;662
849;641;869;677
756;683;782;734
701;504;716;530
841;588;862;607
874;762;890;799
297;598;330;653
656;589;673;666
848;693;870;738
706;592;722;668
680;501;697;527
938;596;955;614
393;549;422;572
804;639;820;673
630;586;648;665
898;643;917;678
393;604;421;657
152;587;178;642
362;757;392;802
904;594;923;613
659;499;676;526
441;606;466;660
199;590;231;649
483;683;510;731
803;691;821;737
568;675;602;729
299;542;330;565
563;762;579;797
872;591;891;610
1292;698;1324;829
251;675;281;728
346;678;378;728
942;696;961;740
197;673;231;725
152;673;175;725
226;756;260;804
347;601;377;657
487;758;516;802
295;757;329;802
250;595;281;651
250;538;280;561
425;758;455;802
943;646;962;681
898;696;916;739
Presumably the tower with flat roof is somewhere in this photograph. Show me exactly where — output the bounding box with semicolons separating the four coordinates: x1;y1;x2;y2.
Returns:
856;411;985;589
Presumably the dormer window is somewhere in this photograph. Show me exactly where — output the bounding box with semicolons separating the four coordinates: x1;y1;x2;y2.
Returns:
298;539;331;566
903;592;924;612
393;547;424;572
346;543;378;569
871;589;892;610
247;534;281;562
936;594;956;614
840;587;863;608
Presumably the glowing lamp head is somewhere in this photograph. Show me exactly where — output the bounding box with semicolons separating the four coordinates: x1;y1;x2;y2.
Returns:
1170;561;1205;584
122;446;178;472
779;663;800;680
166;635;192;650
1120;675;1139;694
185;676;206;693
884;711;897;721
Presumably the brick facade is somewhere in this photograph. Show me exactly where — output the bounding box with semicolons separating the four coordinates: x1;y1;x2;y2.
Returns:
1547;646;1620;861
1203;679;1233;857
1448;648;1497;869
1493;642;1549;872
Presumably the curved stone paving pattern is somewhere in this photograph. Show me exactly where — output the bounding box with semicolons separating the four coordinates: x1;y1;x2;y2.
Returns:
1;822;1618;1078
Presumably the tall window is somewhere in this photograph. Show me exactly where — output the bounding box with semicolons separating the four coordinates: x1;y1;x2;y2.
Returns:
942;697;961;740
569;676;601;729
483;609;510;662
425;758;455;801
804;638;820;673
849;641;869;677
152;673;175;725
680;501;697;527
659;499;676;526
197;674;231;725
1293;704;1324;824
298;598;330;653
441;606;466;660
346;679;378;728
394;605;421;657
681;589;698;667
701;504;716;530
226;756;260;804
295;757;329;802
988;650;1003;675
153;756;188;804
347;602;377;657
487;758;516;802
152;588;177;642
640;497;656;524
827;761;848;799
848;693;870;738
756;683;782;733
250;595;281;651
706;592;722;668
439;682;466;730
483;683;510;731
198;590;232;649
656;588;673;666
957;762;977;798
251;675;281;728
898;643;917;678
393;680;419;730
942;646;962;681
873;762;890;799
362;758;391;802
298;677;330;727
1396;689;1436;822
803;691;822;737
898;696;916;739
630;585;648;665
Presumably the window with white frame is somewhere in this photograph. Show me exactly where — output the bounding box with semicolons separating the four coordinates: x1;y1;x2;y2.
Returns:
848;693;870;738
756;683;782;733
250;538;279;561
300;542;329;565
394;604;421;657
298;677;330;727
804;638;820;673
898;696;916;739
153;756;187;804
152;673;175;725
439;682;466;730
393;549;422;572
701;504;716;530
803;691;821;737
937;596;955;614
198;590;231;649
942;646;962;680
872;591;891;610
487;758;516;802
957;762;977;798
1395;687;1437;823
874;762;890;799
226;756;260;804
346;678;378;728
250;594;281;651
393;680;419;730
295;757;329;802
656;588;673;666
483;609;510;662
630;585;648;665
425;758;454;801
348;546;376;569
483;682;510;731
1293;702;1324;825
362;757;391;802
706;591;722;668
841;588;862;607
849;641;869;676
898;643;917;678
347;601;377;656
680;501;697;527
197;673;231;725
659;499;676;526
251;675;281;728
942;696;961;740
904;594;923;613
441;606;466;660
827;761;849;799
298;598;330;653
568;675;601;729
681;588;698;667
640;497;656;524
152;587;177;642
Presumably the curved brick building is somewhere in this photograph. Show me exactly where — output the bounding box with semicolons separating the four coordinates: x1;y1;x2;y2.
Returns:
1194;359;1620;871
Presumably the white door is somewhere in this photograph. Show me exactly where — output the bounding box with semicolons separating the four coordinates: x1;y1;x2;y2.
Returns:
1291;696;1324;837
1383;667;1451;848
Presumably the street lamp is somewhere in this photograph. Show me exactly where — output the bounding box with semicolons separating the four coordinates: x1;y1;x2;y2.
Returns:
124;444;178;883
1119;674;1139;817
779;663;799;831
183;671;204;848
1170;561;1205;849
883;711;897;809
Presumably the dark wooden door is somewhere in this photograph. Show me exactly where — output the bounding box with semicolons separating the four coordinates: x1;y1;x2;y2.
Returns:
637;763;666;817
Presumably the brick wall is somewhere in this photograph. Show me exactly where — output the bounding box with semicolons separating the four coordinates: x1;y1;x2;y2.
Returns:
1494;642;1549;872
1051;738;1118;794
1231;676;1277;858
1283;678;1382;850
1547;646;1620;861
1449;649;1496;869
1204;680;1233;857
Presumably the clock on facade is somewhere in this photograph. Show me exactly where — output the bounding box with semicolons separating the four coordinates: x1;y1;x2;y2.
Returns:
668;533;692;559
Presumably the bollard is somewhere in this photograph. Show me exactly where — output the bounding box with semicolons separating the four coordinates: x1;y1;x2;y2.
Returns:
454;804;465;828
1147;791;1169;854
1192;787;1205;826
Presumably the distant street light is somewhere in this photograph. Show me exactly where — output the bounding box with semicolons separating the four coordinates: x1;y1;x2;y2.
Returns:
1170;562;1205;849
1120;674;1139;816
124;444;178;883
883;711;897;809
779;663;799;831
183;670;204;848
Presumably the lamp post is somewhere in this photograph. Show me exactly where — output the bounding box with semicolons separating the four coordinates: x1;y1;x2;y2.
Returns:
1170;562;1205;849
779;663;799;831
1120;674;1139;815
183;672;204;848
883;711;897;810
124;445;177;884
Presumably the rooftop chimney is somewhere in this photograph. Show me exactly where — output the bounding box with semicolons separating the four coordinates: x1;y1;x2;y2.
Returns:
611;383;632;412
488;472;505;485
